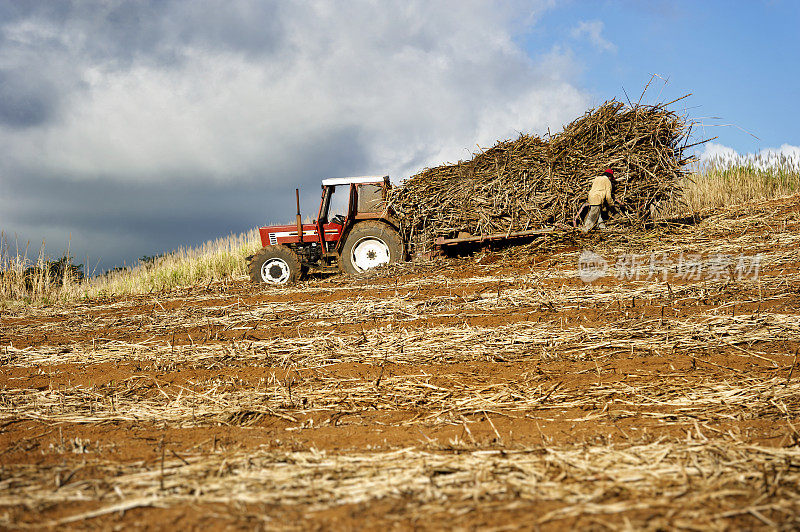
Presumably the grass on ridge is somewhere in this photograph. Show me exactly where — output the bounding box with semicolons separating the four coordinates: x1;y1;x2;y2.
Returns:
683;153;800;212
1;230;261;306
84;229;262;300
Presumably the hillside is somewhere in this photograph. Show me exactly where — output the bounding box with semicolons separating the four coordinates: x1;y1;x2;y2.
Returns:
2;193;800;529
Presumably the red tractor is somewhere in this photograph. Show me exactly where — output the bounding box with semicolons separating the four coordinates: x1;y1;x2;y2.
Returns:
249;175;404;285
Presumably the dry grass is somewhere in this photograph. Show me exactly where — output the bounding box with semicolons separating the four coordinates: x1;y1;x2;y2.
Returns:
0;240;82;306
2;439;799;529
0;230;261;306
82;230;261;299
4;302;799;370
684;154;800;212
2;368;799;427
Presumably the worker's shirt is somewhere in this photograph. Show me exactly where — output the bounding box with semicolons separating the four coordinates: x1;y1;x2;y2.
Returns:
588;174;613;206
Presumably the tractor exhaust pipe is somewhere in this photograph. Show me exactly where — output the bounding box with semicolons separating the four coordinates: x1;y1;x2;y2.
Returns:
295;188;303;243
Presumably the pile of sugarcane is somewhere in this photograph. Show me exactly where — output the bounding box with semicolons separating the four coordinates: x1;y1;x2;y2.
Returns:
390;99;696;250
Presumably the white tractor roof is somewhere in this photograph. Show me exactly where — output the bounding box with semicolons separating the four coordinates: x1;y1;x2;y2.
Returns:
322;175;388;186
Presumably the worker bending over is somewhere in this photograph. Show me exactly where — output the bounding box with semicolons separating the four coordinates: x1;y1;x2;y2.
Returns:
575;168;619;233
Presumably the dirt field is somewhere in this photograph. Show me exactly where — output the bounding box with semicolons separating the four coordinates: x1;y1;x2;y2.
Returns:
2;196;800;530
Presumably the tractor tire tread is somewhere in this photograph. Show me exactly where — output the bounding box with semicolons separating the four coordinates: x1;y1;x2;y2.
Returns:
340;221;403;275
248;245;302;285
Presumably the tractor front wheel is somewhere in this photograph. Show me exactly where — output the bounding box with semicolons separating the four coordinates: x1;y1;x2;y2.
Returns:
341;221;403;275
249;245;302;286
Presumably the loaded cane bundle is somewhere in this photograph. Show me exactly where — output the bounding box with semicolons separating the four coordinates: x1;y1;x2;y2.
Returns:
390;100;695;251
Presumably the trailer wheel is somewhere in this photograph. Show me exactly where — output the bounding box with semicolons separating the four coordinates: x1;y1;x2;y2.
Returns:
341;221;403;274
249;245;302;286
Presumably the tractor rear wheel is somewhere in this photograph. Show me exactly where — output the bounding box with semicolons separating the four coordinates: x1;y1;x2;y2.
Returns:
341;221;403;275
249;245;302;286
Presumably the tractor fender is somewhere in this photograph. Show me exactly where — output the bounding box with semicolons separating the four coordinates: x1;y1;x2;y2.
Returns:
338;218;403;251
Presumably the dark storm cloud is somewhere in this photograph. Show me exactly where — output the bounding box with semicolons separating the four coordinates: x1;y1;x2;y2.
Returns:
1;123;370;270
0;68;59;128
5;173;267;236
2;174;302;271
0;0;285;64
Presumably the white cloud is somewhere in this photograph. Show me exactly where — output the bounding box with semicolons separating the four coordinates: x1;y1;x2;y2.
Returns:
758;144;800;163
700;142;800;169
570;20;617;53
699;142;740;162
0;1;589;186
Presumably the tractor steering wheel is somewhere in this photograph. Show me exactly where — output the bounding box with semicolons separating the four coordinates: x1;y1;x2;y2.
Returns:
330;214;346;225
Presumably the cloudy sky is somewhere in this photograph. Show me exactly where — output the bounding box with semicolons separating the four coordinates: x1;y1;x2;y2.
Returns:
0;0;797;271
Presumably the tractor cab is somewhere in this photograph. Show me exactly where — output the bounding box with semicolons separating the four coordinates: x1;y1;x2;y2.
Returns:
315;175;392;248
